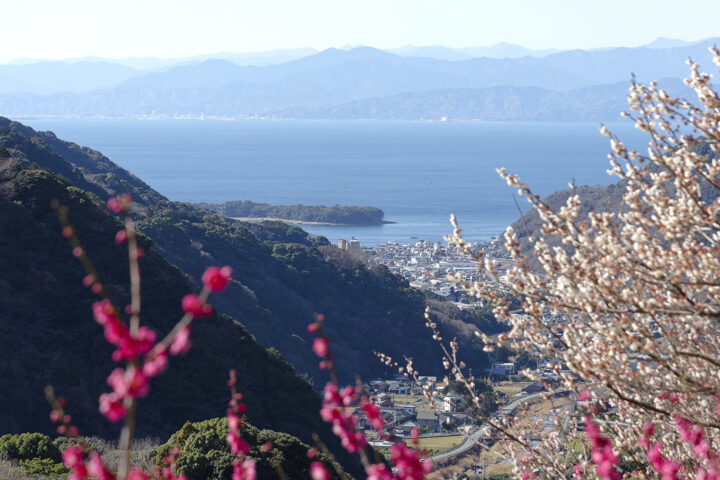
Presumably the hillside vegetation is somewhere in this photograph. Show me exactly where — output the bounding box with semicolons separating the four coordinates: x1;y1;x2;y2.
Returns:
0;160;339;446
0;117;497;385
0;117;498;457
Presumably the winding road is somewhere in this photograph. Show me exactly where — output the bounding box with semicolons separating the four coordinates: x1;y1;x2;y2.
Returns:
431;428;487;462
431;389;569;462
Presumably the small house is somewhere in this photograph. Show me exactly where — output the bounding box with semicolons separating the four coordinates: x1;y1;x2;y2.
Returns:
488;362;515;375
416;410;440;432
376;392;392;407
393;420;420;437
442;395;464;412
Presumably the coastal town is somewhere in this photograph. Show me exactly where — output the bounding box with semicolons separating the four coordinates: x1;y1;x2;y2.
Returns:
336;236;515;306
331;235;576;476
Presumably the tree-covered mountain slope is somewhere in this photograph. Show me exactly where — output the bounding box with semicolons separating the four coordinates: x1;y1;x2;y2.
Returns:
0;160;331;441
0;117;497;389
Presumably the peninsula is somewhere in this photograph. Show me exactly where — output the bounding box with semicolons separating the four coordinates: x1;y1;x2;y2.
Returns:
199;200;391;225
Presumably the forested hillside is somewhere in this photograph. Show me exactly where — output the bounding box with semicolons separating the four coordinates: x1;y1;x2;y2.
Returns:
0;159;336;449
0;117;499;444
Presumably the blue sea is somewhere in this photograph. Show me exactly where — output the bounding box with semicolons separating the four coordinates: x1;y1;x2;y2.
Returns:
22;119;647;246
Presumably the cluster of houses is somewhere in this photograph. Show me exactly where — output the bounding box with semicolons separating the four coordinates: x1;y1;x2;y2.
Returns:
364;238;515;303
360;376;473;439
360;361;560;442
488;358;564;381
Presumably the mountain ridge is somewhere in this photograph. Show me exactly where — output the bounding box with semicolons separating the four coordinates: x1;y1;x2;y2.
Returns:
1;41;717;120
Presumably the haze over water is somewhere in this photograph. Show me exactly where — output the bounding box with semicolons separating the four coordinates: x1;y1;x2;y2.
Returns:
24;119;647;245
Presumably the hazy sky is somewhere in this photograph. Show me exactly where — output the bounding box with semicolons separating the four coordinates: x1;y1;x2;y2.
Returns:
2;0;718;62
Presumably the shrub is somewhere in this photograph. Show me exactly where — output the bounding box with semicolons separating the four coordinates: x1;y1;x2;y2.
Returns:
19;457;68;476
154;417;337;480
0;433;61;463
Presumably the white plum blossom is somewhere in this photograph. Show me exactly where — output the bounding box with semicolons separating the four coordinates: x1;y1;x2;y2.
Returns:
445;46;720;479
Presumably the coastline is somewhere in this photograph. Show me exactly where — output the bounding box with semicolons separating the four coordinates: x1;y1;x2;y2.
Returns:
231;216;394;226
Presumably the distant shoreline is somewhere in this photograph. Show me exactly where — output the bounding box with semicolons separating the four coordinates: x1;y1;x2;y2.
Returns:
12;114;470;124
231;216;395;226
13;115;608;124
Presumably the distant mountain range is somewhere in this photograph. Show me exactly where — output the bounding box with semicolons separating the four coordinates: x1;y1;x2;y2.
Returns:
5;48;319;71
0;37;717;121
279;78;688;121
642;37;704;49
388;43;561;60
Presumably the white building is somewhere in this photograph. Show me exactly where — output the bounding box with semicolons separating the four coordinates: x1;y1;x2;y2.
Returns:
488;362;515;375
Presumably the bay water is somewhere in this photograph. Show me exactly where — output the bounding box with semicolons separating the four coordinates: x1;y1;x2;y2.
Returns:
22;119;647;245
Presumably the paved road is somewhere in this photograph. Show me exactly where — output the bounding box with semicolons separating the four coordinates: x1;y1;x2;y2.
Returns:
431;428;487;462
431;389;569;462
502;391;551;414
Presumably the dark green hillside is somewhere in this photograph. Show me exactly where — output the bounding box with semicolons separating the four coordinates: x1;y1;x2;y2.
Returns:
0;117;494;387
0;116;503;477
0;160;355;469
241;219;331;246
